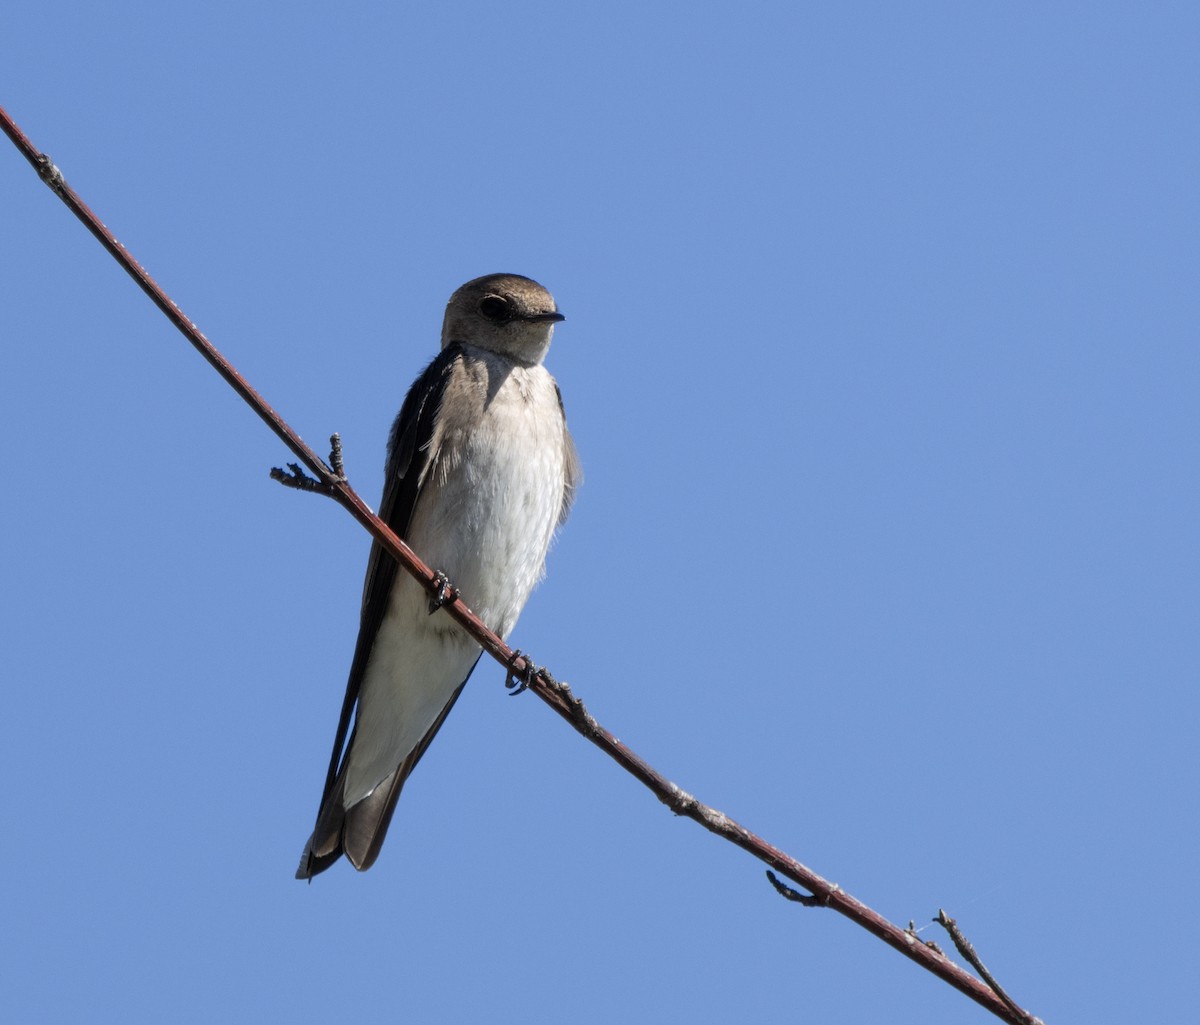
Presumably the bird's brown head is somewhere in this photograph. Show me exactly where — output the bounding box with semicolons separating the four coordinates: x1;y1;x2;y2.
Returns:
441;273;564;365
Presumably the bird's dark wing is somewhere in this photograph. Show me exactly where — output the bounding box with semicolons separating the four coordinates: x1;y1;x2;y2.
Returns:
296;345;464;879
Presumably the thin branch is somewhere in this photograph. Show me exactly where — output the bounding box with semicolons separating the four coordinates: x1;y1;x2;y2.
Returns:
936;910;1043;1025
2;104;1042;1025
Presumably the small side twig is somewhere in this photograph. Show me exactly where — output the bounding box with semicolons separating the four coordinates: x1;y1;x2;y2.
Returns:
936;910;1042;1025
270;434;345;497
327;432;345;480
270;463;332;495
766;869;827;907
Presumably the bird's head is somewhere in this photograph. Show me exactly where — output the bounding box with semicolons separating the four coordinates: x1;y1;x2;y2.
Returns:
441;273;564;365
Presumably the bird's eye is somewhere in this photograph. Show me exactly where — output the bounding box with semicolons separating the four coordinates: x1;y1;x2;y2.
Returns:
479;296;511;322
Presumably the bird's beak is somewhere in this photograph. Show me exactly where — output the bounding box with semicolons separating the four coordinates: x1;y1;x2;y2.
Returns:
527;311;565;323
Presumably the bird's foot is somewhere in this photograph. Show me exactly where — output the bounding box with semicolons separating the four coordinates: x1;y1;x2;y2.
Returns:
505;650;542;696
427;571;459;614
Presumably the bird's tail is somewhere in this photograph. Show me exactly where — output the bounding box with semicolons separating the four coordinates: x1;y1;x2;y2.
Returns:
295;671;475;880
296;764;413;879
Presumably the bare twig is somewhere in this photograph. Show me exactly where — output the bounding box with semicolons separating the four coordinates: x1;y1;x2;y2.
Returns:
936;910;1043;1025
765;870;826;907
270;435;345;496
327;431;346;480
1;103;1041;1025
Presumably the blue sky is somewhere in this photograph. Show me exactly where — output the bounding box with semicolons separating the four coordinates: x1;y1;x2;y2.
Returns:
2;3;1196;1022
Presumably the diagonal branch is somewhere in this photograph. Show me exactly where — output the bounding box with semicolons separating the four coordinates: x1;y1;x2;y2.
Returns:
1;104;1042;1025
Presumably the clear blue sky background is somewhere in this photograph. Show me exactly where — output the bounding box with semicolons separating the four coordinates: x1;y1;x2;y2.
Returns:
3;4;1196;1022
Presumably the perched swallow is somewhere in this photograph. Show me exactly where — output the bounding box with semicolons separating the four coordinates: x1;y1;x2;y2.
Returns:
296;274;580;879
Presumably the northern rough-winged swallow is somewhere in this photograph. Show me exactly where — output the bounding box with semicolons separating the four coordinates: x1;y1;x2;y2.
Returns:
296;274;579;879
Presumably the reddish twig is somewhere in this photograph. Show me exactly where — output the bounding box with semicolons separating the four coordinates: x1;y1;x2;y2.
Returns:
936;911;1043;1024
1;104;1041;1025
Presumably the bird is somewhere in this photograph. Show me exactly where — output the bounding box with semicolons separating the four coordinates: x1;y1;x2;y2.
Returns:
296;273;580;879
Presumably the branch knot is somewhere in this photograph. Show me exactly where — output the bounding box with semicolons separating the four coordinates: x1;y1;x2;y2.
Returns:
36;153;63;192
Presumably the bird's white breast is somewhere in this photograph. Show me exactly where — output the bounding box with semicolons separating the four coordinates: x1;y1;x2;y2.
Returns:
343;352;567;805
408;356;566;637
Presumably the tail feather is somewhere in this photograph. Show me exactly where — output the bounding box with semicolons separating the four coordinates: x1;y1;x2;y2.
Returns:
295;770;348;879
295;672;474;880
296;762;415;879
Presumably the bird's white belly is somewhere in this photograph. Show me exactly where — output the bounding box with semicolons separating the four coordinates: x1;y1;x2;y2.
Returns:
343;366;565;805
411;387;566;638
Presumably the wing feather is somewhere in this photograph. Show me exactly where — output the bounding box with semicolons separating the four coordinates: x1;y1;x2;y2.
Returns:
296;345;465;879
